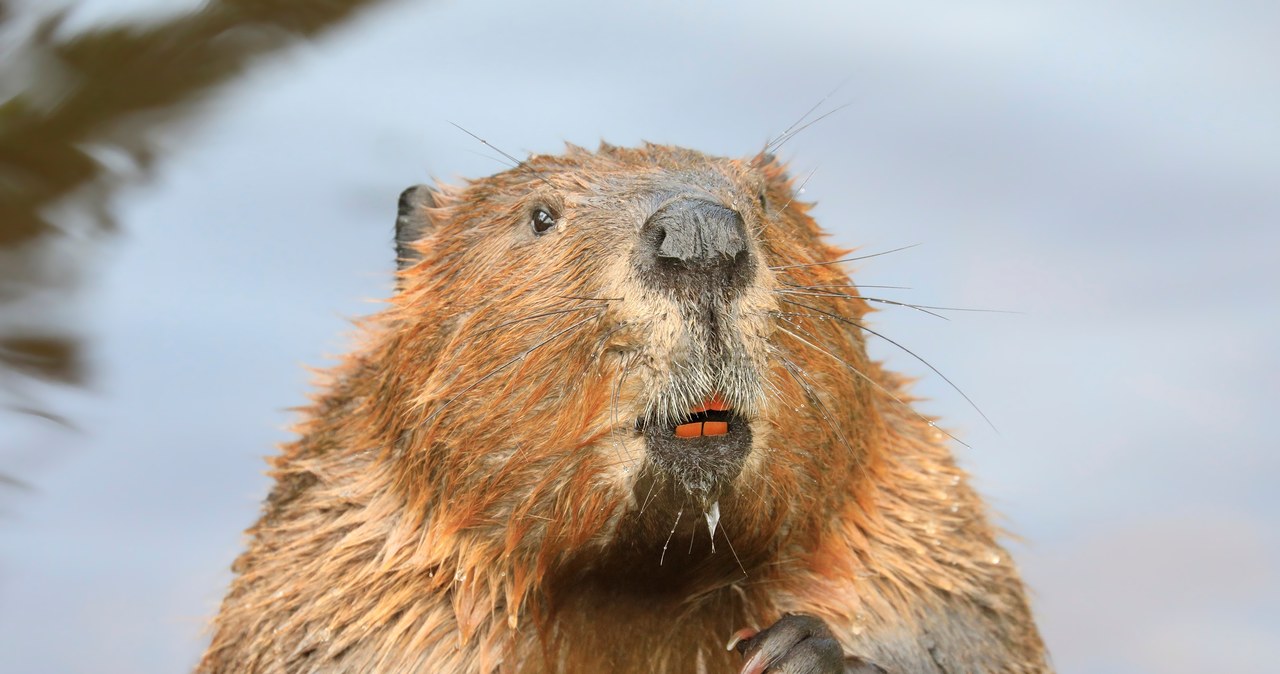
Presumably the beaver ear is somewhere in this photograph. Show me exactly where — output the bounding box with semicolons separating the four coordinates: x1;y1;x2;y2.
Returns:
751;150;780;169
395;184;438;270
751;151;791;184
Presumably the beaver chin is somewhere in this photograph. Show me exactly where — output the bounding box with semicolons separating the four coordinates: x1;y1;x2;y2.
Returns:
635;395;753;498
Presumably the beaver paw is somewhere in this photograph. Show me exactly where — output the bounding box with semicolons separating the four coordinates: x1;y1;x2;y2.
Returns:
727;613;886;674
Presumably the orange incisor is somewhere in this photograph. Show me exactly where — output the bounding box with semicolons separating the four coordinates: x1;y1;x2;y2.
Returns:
674;395;731;438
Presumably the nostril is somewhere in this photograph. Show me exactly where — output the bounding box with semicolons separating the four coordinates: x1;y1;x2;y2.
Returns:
652;226;667;253
636;197;755;293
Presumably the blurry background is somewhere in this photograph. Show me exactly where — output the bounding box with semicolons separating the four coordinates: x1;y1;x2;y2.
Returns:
1;0;1276;672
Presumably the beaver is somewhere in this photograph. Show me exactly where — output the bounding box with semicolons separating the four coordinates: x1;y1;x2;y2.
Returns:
196;143;1050;673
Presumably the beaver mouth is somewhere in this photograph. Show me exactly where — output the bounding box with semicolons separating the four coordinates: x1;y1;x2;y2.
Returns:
635;394;752;496
673;393;732;438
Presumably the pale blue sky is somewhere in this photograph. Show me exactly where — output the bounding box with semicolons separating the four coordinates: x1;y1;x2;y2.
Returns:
1;1;1277;672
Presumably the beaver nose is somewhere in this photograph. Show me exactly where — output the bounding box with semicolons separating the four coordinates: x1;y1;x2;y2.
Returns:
637;199;752;293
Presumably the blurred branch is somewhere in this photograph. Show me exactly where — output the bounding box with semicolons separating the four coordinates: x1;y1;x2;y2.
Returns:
2;0;391;246
0;0;392;420
0;336;84;384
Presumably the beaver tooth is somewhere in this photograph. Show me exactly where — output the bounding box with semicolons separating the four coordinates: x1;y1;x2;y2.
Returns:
675;422;704;438
703;421;728;436
673;420;729;438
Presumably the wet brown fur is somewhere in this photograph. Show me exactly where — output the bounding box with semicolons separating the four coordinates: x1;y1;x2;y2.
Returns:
197;144;1050;673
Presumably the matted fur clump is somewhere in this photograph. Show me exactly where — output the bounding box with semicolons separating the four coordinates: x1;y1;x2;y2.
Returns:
197;143;1050;673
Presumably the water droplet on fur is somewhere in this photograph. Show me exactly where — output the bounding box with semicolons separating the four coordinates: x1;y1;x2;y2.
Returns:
989;553;1002;565
949;504;959;513
705;501;721;553
454;570;466;582
949;475;961;486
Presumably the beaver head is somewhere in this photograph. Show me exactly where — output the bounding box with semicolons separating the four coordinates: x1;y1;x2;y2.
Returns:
381;143;884;579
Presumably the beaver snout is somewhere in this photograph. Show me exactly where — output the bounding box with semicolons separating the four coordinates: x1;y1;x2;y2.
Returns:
635;198;754;295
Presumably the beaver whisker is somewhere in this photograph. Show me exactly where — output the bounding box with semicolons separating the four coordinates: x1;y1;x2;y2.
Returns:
756;366;791;413
659;508;683;566
766;102;854;154
718;522;749;581
448;121;554;188
638;470;661;516
770;320;971;449
786;282;913;291
462;147;518;170
425;311;604;426
778;285;1020;316
765;81;846;153
608;353;638;468
773;348;853;446
878;303;1021;315
775;289;950;321
779;297;997;433
772;348;861;464
768;243;921;271
472;304;609;337
678;554;753;613
725;444;769;510
555;294;624;302
596;455;643;471
734;576;791;593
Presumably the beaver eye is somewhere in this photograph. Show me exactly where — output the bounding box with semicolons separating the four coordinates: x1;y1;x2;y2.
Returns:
531;207;558;234
758;190;768;212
